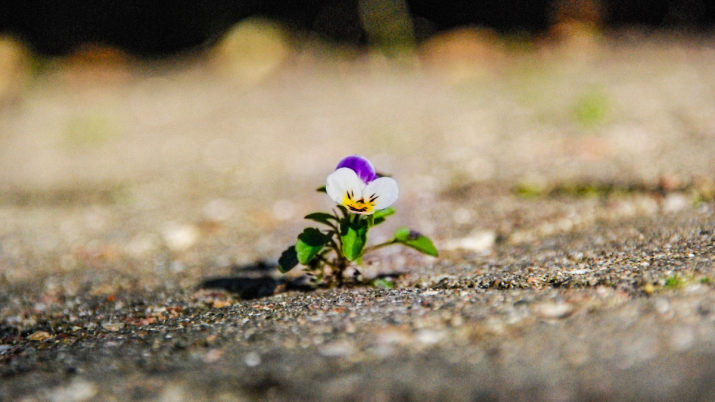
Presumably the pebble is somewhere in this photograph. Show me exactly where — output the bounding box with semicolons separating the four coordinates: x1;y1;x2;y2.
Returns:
415;329;447;345
653;298;671;315
320;341;355;357
49;378;97;402
662;194;689;213
27;331;52;341
244;352;262;367
533;303;573;319
102;322;124;332
158;383;188;402
162;223;200;251
203;349;223;363
568;269;592;275
375;328;413;346
442;231;496;254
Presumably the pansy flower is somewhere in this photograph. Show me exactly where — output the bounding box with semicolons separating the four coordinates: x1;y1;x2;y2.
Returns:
326;155;398;215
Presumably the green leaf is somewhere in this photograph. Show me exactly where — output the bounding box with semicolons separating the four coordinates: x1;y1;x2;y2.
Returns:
372;278;395;289
316;185;327;193
304;212;338;226
393;227;438;257
296;228;333;265
340;219;368;261
372;207;396;226
278;245;299;273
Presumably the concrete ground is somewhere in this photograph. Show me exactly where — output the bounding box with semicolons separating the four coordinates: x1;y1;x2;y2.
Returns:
1;30;715;401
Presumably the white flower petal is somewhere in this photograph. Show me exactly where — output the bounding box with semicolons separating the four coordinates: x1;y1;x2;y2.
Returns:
363;177;398;210
326;168;365;205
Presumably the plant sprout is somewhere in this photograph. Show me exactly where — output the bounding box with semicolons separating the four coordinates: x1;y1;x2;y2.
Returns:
278;155;438;286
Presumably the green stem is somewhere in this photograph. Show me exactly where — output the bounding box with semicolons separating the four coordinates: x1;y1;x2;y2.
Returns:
316;254;338;269
329;238;341;254
325;222;339;234
335;255;348;286
363;239;398;254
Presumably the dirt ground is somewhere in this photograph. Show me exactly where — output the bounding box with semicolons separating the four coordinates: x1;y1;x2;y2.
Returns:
2;30;715;401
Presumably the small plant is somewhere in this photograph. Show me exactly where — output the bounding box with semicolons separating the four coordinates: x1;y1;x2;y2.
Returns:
278;155;438;286
664;275;684;289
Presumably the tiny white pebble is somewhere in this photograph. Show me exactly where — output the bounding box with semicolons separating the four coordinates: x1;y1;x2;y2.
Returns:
415;330;446;345
244;352;261;367
662;194;689;213
653;298;671;314
534;303;573;319
568;269;591;275
320;341;354;357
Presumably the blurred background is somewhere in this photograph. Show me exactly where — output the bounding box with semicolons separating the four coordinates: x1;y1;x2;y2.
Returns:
0;0;715;287
2;0;715;56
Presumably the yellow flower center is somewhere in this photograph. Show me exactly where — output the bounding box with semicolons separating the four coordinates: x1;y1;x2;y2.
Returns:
343;190;378;214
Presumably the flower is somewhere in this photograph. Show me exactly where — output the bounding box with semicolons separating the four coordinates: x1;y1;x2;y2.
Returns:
326;155;398;215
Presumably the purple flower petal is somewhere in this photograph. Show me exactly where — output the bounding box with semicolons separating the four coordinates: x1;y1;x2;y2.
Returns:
335;155;377;184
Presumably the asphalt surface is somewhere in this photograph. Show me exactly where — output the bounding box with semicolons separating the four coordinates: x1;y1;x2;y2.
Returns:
2;32;715;401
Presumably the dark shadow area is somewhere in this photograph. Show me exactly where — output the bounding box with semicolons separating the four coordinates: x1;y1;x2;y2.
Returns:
200;261;314;300
3;0;715;57
200;261;408;299
200;276;282;300
229;260;277;275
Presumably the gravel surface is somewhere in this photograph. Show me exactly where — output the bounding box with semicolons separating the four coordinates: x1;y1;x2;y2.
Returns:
2;32;715;401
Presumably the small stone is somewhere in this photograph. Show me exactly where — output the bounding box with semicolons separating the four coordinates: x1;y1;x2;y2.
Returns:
450;315;465;327
415;329;447;345
534;303;573;319
49;378;97;402
102;322;124;332
662;194;689;213
211;300;232;309
158;383;187;402
375;328;413;346
527;277;541;284
568;269;591;275
643;283;655;295
203;349;223;363
442;231;496;254
162;223;200;251
27;331;52;341
653;298;671;314
320;341;355;357
244;352;261;367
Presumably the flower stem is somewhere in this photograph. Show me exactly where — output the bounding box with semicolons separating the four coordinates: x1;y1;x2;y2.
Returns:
316;254;338;269
363;239;398;254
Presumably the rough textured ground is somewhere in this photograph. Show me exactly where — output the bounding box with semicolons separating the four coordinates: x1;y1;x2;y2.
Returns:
2;31;715;401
